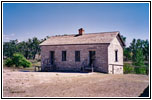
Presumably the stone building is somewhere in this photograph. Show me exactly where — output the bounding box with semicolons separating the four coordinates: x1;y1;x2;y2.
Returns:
40;28;125;74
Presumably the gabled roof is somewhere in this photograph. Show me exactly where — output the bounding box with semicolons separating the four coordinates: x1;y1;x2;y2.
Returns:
40;31;125;46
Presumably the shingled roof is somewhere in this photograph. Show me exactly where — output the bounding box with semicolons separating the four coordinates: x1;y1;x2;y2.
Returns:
40;31;125;46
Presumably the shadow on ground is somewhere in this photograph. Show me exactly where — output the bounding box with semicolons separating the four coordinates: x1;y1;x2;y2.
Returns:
19;70;90;74
139;85;149;97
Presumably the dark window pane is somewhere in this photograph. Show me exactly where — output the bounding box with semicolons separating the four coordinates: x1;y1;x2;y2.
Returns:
50;51;55;65
75;51;80;62
62;51;66;61
115;50;118;62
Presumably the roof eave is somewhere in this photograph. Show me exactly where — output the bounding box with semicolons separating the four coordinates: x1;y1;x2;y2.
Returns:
117;33;126;47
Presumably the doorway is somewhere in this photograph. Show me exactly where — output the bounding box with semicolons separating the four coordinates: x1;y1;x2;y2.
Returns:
89;51;96;66
50;51;55;65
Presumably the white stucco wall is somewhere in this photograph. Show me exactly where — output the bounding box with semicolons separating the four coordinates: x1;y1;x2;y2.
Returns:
108;36;124;74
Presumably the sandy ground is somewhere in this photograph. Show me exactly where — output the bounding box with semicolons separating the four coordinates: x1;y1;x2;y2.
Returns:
3;67;149;97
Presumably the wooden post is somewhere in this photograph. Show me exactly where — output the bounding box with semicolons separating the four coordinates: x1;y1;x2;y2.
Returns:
112;65;114;74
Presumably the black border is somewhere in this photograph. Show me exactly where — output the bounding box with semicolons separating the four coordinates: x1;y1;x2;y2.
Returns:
1;1;151;99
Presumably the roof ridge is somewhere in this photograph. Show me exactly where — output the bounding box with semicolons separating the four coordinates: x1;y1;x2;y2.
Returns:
50;31;120;37
84;31;120;35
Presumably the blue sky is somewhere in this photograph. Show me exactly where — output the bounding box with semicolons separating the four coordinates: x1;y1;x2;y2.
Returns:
3;3;149;46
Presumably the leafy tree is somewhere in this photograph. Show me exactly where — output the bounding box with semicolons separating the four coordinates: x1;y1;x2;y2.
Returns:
136;39;143;49
27;38;33;59
129;39;149;63
134;49;144;66
130;39;137;62
17;41;28;59
3;39;18;58
124;47;132;61
121;35;132;61
143;40;149;61
3;37;41;60
31;37;40;59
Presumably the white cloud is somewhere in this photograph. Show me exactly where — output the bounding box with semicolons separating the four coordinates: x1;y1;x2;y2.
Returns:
3;33;15;41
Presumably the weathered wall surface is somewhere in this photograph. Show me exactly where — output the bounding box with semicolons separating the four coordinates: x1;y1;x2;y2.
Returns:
108;36;124;74
40;44;109;73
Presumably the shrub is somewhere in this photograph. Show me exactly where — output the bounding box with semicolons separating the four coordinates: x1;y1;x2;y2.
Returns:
5;58;13;67
12;53;25;67
123;63;134;74
21;59;32;68
134;67;147;74
4;53;32;68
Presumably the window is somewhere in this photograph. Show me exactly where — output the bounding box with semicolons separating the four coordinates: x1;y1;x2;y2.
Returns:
115;50;118;62
75;51;80;62
62;51;66;61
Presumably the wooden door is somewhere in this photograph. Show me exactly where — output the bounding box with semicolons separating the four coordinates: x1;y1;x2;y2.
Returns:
89;51;96;66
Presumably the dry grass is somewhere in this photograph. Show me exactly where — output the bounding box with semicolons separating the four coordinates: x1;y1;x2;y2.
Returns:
3;67;149;97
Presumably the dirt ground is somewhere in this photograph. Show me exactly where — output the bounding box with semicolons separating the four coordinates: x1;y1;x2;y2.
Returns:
3;67;149;97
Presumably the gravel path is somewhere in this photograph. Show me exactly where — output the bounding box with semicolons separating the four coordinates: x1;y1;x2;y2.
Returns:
3;68;149;97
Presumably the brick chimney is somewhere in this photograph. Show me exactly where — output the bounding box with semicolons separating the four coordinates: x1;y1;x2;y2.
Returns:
78;28;85;35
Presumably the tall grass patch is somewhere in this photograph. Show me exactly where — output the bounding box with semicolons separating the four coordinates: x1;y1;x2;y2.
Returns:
123;63;148;75
123;63;134;74
134;67;147;74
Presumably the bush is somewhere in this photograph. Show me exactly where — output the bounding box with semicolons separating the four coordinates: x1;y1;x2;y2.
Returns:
5;58;13;67
21;59;32;68
134;67;147;74
12;53;25;67
4;53;32;68
123;63;134;74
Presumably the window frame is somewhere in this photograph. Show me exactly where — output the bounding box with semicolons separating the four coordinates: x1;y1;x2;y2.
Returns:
115;50;118;62
75;51;80;62
62;51;66;61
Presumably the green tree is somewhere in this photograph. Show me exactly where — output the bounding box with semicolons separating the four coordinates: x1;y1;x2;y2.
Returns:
143;40;149;61
17;41;28;59
3;39;18;58
124;47;132;61
27;38;33;59
130;39;137;62
31;37;40;59
134;49;144;66
121;35;132;61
